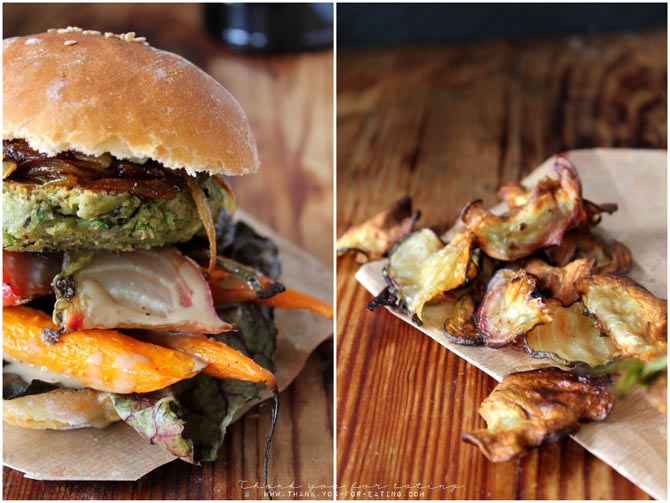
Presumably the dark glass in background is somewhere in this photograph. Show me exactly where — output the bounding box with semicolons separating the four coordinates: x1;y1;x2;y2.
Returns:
205;3;333;53
338;3;667;47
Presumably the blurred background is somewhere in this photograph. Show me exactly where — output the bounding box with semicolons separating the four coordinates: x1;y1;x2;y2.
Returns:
3;3;333;501
339;3;666;47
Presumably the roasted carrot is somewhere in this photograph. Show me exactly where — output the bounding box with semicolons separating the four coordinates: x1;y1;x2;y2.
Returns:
207;265;333;319
3;306;204;394
258;288;334;319
140;332;276;388
208;266;259;304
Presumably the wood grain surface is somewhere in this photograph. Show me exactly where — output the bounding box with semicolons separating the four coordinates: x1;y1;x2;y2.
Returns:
336;31;665;499
3;3;333;500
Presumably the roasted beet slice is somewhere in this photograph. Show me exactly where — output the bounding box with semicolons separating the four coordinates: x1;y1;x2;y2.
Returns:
524;300;619;367
576;275;667;361
461;157;585;261
476;269;553;348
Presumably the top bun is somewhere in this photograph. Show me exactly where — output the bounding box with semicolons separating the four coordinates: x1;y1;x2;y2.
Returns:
3;29;260;176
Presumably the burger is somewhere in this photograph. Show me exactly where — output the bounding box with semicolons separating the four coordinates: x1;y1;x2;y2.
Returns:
2;28;330;467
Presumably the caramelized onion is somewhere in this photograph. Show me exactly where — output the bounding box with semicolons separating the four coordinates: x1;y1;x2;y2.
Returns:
21;159;92;181
3;139;188;199
80;178;185;199
186;176;217;275
3;159;17;179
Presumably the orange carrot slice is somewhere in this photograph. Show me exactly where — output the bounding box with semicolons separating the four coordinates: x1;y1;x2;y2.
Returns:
140;332;276;388
3;306;204;394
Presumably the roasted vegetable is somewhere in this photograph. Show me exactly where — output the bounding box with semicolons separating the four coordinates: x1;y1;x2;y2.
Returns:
337;195;419;262
496;181;529;208
576;275;667;361
443;278;489;346
3;157;18;179
543;230;578;267
258;288;334;319
582;200;618;226
521;257;594;306
139;332;276;388
444;290;483;346
206;257;333;319
575;233;632;275
524;300;619;366
207;256;285;303
185;175;218;275
3;306;205;394
3;250;62;306
476;269;553;348
460;157;585;261
370;229;478;323
52;248;231;335
543;228;629;274
462;367;615;462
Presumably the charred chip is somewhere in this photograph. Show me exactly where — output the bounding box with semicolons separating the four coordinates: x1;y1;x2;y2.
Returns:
575;232;632;275
371;229;478;323
521;257;594;306
443;288;484;346
524;300;619;367
462;367;615;462
497;181;529;208
582;200;618;227
543;230;579;267
337;195;420;262
576;275;667;361
460;157;585;261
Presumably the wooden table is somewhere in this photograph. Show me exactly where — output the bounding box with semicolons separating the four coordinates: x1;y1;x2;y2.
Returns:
337;32;665;499
3;4;333;500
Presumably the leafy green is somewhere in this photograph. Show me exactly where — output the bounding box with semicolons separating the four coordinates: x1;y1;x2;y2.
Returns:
580;355;668;396
217;302;278;372
111;373;266;463
221;221;281;280
110;389;191;458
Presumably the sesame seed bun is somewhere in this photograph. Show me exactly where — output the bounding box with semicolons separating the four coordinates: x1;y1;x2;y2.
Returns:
3;30;260;176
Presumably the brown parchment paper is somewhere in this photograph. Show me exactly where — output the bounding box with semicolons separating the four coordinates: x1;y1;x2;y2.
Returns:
355;149;667;500
3;209;334;481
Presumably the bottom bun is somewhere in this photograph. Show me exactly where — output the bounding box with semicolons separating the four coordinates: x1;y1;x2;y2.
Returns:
3;388;121;430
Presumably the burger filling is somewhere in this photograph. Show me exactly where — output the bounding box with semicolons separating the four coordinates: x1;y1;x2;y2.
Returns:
3;139;234;252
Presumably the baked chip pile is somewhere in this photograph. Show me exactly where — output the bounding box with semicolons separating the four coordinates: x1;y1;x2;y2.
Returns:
341;156;667;461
